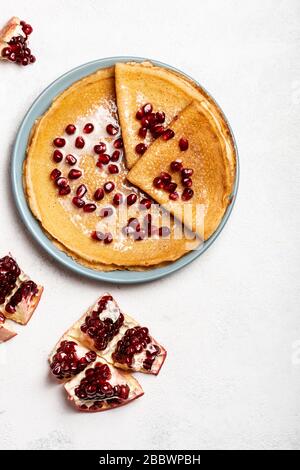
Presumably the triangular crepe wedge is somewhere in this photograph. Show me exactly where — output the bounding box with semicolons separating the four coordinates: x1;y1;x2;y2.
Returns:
127;102;236;240
115;61;235;170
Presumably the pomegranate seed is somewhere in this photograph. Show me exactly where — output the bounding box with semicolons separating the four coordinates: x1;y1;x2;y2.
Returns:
91;231;105;241
153;177;164;189
181;168;194;177
30;55;36;63
55;176;68;187
2;47;11;58
83;203;96;213
179;137;189;151
22;57;29;66
53;137;66;148
113;193;124;206
99;207;113;217
138;127;147;138
147;113;157;127
94;142;106;154
97;154;110;165
127;193;137;206
96;162;103;169
170;160;183;172
68;169;82;179
65;124;76;135
58;186;71;196
110;150;120;162
76;184;87;198
151;125;165;138
165;182;177;193
72;197;85;208
94;188;104;201
53;150;63;163
75;136;85;149
162;129;175;141
136;108;144;120
156;111;165;123
113;138;123;149
106;124;118;135
65;154;77;165
182;188;194;201
160;172;172;184
83;123;94;134
134;229;146;241
8;52;16;62
169;192;179;201
143;103;153;114
50;169;61;180
135;143;147;155
141;117;150;129
104;233;113;244
159;226;171;237
140;198;152;209
103;181;115;193
182;177;193;187
108;164;119;174
22;23;33;36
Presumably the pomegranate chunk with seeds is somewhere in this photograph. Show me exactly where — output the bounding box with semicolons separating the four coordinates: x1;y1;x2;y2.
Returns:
66;293;166;375
0;254;43;325
0;17;36;66
0;313;16;343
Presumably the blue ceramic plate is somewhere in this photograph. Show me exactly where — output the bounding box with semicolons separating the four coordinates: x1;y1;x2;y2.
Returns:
11;57;239;284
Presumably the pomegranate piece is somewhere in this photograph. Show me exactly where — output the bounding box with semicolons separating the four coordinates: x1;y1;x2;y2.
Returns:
126;193;137;206
76;184;87;198
93;188;104;201
113;137;123;149
0;313;16;343
162;129;175;141
108;164;119;174
113;193;123;206
65;124;76;135
0;17;36;66
72;197;85;208
182;188;194;201
65;154;77;166
49;336;97;381
68;169;82;180
83;123;94;134
135;143;147;155
64;359;143;412
53;137;65;148
103;181;115;193
94;142;106;154
179;137;189;151
75;136;85;149
67;293;166;375
110;150;120;162
98;154;110;165
170;159;183;172
53;150;63;163
106;124;118;136
0;255;43;325
83;203;96;213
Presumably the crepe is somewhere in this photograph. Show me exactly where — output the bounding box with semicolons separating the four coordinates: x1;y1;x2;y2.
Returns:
127;101;236;239
115;61;236;173
25;67;199;271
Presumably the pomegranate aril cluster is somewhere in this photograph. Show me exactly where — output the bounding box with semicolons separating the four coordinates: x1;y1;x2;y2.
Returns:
135;103;175;155
74;362;130;404
5;280;38;314
0;256;20;305
1;20;36;66
80;295;124;351
50;340;97;380
112;326;160;370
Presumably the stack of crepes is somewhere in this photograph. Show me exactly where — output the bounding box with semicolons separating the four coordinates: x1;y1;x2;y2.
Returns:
25;62;236;271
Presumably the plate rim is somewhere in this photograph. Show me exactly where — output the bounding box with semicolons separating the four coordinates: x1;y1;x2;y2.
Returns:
11;56;239;284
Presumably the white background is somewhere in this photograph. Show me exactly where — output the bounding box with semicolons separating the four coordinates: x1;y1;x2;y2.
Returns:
0;0;299;450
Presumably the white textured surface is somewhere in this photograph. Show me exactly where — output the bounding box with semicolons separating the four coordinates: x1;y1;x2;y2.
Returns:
0;0;300;450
